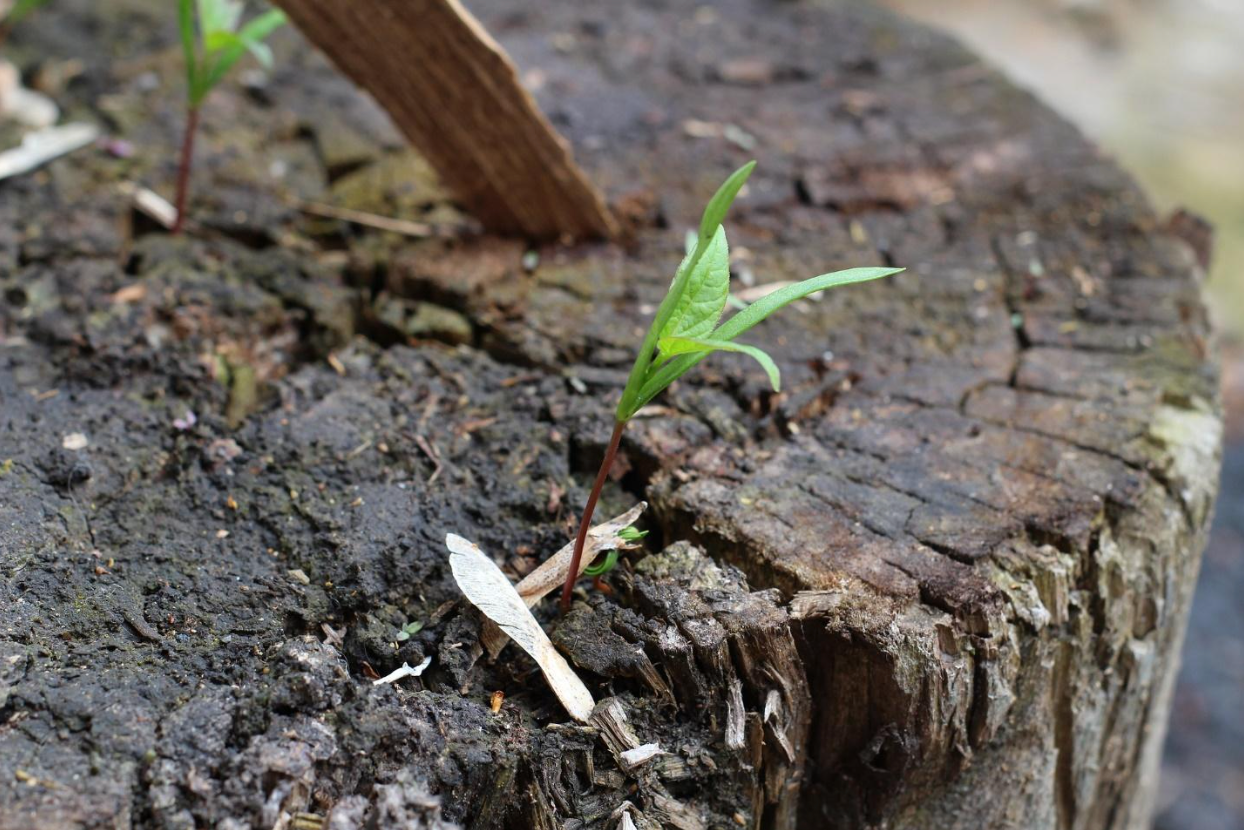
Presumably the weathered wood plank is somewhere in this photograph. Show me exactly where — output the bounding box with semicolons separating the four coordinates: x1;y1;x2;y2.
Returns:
272;0;617;241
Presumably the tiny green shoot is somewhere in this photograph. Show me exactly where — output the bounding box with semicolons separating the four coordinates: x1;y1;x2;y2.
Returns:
583;526;648;578
172;0;286;234
558;161;903;612
617;526;648;542
583;550;619;578
0;0;52;47
395;620;424;642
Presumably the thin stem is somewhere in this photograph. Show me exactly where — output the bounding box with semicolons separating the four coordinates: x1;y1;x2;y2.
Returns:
560;420;626;613
171;104;200;235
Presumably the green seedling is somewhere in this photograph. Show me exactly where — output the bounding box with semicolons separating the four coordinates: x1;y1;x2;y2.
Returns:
173;0;285;234
583;526;648;578
395;620;423;642
0;0;51;47
558;161;903;612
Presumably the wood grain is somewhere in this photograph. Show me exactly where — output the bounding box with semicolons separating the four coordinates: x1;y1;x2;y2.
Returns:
272;0;617;241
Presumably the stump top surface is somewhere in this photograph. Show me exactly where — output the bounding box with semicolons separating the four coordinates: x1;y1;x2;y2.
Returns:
462;0;1221;612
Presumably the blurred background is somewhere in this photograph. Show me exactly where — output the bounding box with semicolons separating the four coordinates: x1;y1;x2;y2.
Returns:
871;1;1243;827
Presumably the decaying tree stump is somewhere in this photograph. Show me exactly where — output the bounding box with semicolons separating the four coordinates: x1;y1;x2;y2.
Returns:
0;0;1221;829
270;0;617;242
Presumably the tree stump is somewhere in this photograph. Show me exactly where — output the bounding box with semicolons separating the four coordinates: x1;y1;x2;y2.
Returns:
0;1;1221;829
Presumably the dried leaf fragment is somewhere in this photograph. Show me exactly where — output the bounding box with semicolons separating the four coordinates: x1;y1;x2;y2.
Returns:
481;502;646;659
447;533;595;721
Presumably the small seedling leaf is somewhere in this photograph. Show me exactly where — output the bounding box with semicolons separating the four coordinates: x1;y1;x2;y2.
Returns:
657;226;729;344
712;266;904;341
447;533;595;721
583;550;619;577
617;526;648;542
627;266;903;416
658;335;781;391
395;620;424;642
178;0;198;94
196;0;243;37
202;9;285;90
697;160;755;246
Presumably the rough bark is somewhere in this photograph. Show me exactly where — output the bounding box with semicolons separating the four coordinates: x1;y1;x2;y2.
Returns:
271;0;617;241
0;1;1222;829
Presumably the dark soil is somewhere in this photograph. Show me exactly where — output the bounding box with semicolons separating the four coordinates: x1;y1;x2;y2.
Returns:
0;1;1222;829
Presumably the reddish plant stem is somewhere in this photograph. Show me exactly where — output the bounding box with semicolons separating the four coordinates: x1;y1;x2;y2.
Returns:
559;420;626;613
171;105;200;235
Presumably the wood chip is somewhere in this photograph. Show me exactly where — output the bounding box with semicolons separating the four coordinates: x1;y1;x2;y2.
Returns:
119;182;177;229
619;743;664;770
447;533;595;721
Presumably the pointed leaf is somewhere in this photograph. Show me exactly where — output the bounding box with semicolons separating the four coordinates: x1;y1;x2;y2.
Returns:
658;335;781;391
178;0;199;98
617;164;752;421
197;0;242;37
697;160;755;245
202;9;285;91
657;226;729;344
713;266;903;341
623;266;903;418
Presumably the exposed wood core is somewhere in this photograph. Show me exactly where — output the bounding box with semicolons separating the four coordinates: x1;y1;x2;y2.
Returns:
271;0;617;241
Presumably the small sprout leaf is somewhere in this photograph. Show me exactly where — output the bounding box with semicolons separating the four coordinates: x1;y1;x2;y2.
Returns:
448;533;595;721
617;526;648;542
658;226;730;345
395;620;423;642
658;335;781;391
697;160;755;245
197;0;243;37
583;550;619;577
625;265;903;418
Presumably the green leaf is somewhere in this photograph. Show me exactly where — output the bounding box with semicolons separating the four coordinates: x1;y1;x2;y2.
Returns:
713;266;903;341
657;226;729;345
178;0;199;100
616;163;755;422
658;335;781;391
395;620;424;641
201;9;286;93
625;266;903;417
197;0;243;37
617;526;648;542
583;550;619;577
205;30;274;69
697;160;755;245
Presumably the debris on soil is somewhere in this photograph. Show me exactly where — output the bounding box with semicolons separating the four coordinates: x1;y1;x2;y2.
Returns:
480;502;647;657
447;533;595;721
373;655;433;686
0;122;98;180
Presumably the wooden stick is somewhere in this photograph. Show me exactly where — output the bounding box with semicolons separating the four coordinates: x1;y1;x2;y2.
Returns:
272;0;617;242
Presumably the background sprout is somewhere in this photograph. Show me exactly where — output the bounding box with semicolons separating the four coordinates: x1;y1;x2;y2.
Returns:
173;0;285;234
558;161;903;612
